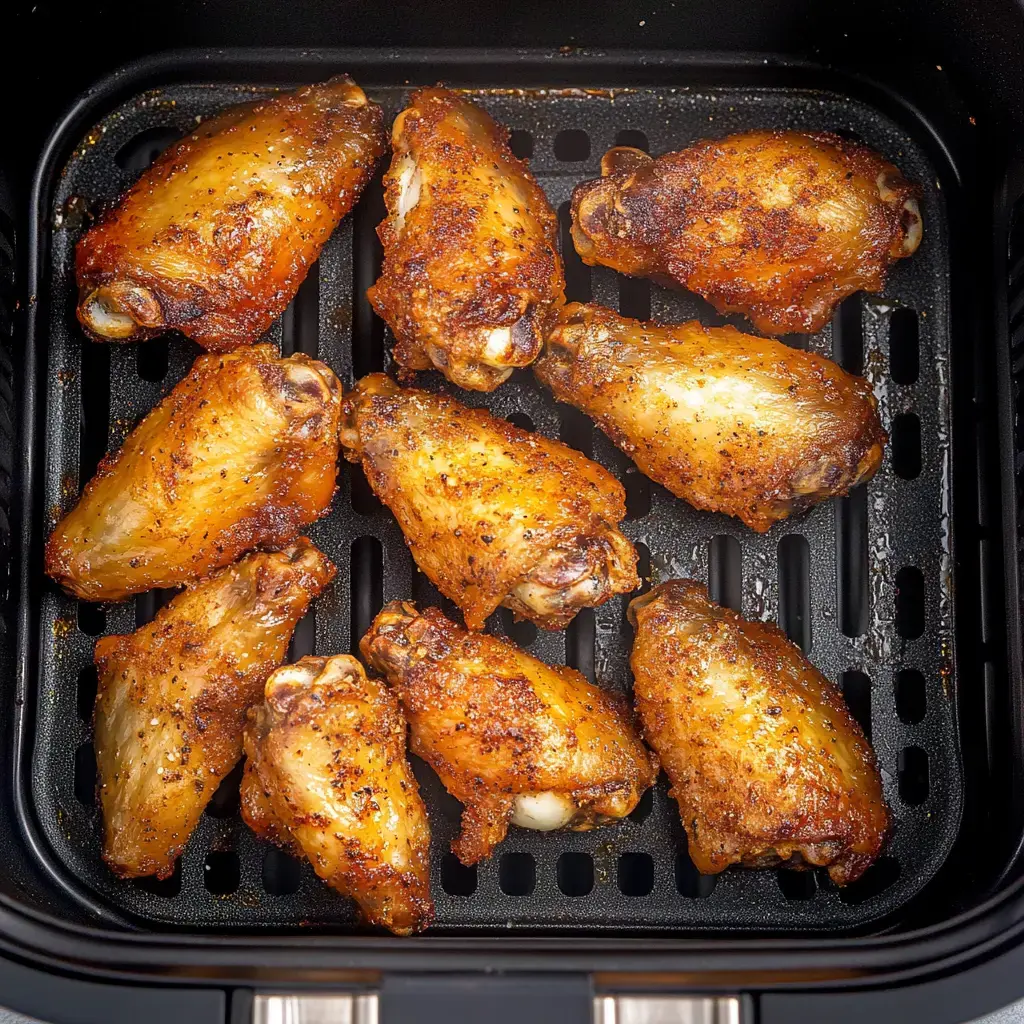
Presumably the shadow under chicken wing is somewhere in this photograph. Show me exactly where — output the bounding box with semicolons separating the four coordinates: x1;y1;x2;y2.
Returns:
340;373;638;630
94;539;335;879
537;303;885;532
361;601;657;865
368;88;564;390
46;344;342;601
628;580;891;885
77;75;386;350
571;131;921;335
244;654;434;935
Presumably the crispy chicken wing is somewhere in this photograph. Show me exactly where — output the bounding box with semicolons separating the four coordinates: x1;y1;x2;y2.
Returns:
537;304;885;532
76;76;385;350
340;373;638;630
361;601;656;865
244;654;434;935
46;344;342;601
94;540;335;879
628;580;890;885
367;88;564;391
571;131;922;335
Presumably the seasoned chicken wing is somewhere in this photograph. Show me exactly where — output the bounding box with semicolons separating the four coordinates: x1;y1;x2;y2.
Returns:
537;304;885;532
571;131;922;335
94;540;335;879
362;601;656;865
340;373;638;630
46;344;342;601
367;88;564;391
244;654;434;935
629;580;890;885
77;76;385;350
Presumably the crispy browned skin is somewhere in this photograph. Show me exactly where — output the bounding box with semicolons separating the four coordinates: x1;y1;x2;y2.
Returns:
628;580;890;885
340;374;638;630
571;131;922;335
76;76;385;350
245;654;434;935
537;304;885;532
367;88;564;390
45;344;342;601
94;540;335;879
362;601;656;865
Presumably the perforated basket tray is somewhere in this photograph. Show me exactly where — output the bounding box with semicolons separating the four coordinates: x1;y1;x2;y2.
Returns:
30;73;960;934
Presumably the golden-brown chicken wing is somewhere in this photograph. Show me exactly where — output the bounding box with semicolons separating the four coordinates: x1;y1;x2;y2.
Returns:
361;601;657;865
537;304;885;532
571;131;921;335
340;373;638;630
367;88;564;391
46;344;342;601
94;540;335;879
76;76;385;350
244;654;434;935
628;580;890;885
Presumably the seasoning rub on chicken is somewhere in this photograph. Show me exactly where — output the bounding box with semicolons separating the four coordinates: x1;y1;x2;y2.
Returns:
340;373;638;630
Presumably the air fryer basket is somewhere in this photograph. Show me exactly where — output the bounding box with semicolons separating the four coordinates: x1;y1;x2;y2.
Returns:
27;69;959;934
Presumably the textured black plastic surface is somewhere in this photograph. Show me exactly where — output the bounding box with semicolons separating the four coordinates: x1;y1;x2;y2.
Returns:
26;76;963;935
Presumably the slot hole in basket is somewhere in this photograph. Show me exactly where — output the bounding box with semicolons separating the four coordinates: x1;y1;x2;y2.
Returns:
837;485;869;637
832;295;863;373
506;411;535;433
204;850;240;895
889;308;920;385
708;535;742;613
136;338;169;382
778;535;811;652
77;602;105;637
629;787;654;824
115;126;182;172
899;746;929;804
557;852;594;897
625;468;651;520
895;566;925;639
350;466;383;516
559;202;592;303
554;129;591;162
895;669;927;723
565;607;596;683
262;847;302;896
624;541;652;636
77;664;98;722
205;761;243;819
777;869;817;900
500;607;537;649
350;536;384;654
499;852;536;896
614;129;649;152
135;588;176;629
288;608;316;662
73;742;96;806
675;853;717;898
280;263;320;358
892;413;922;479
842;670;873;740
618;276;651;322
838;856;900;905
352;173;387;378
618;852;654;897
441;853;477;896
79;343;110;486
509;130;534;159
134;860;182;898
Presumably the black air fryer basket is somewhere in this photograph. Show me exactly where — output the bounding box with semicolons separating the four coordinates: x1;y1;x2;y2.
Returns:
5;2;1024;1021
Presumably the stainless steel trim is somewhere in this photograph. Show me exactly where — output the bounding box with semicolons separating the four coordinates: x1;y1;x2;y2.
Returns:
594;995;742;1024
252;992;379;1024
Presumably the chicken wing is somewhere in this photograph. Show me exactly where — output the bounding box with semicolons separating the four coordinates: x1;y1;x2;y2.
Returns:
361;601;656;865
537;303;885;532
46;344;342;601
94;539;335;879
76;76;386;350
340;373;638;630
571;131;922;335
628;580;890;885
244;654;434;935
367;88;564;391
